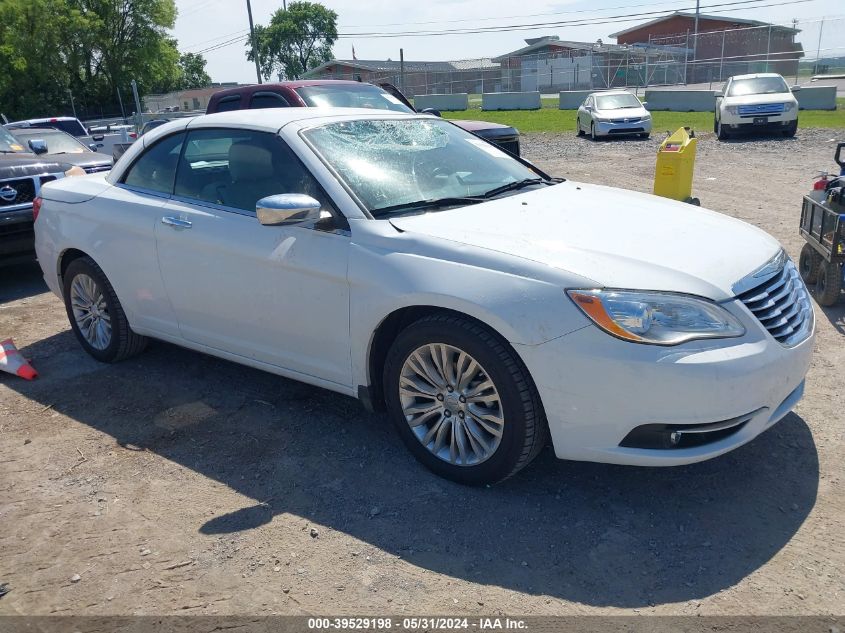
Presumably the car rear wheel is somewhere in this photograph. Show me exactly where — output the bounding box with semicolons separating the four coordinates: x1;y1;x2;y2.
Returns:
63;257;148;362
815;260;843;307
383;313;547;485
799;243;821;284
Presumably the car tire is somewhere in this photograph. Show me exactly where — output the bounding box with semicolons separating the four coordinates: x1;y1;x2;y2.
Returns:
576;119;584;136
717;118;730;141
783;121;798;138
591;122;599;141
639;132;650;139
799;243;821;284
815;260;843;307
713;114;718;134
63;256;148;363
383;313;547;485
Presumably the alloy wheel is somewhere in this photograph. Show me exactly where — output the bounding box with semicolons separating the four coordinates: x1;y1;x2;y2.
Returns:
398;343;505;466
70;273;112;350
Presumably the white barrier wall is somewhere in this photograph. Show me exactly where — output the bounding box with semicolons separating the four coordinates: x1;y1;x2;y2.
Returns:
796;86;837;110
482;92;541;111
644;89;717;112
558;91;593;109
413;93;469;111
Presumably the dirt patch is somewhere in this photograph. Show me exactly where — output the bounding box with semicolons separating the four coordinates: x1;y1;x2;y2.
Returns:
1;129;843;616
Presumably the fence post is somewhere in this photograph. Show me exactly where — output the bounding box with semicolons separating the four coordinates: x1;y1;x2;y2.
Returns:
814;18;824;74
719;30;726;81
766;25;772;72
684;30;689;84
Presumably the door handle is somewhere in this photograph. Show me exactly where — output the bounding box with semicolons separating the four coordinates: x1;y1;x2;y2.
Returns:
161;216;192;229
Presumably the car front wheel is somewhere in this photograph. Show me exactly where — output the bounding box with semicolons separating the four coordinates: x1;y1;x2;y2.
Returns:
63;256;148;362
717;118;731;140
591;122;599;141
383;313;547;485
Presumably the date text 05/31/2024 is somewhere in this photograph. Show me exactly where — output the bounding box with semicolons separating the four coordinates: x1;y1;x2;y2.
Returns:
306;617;528;630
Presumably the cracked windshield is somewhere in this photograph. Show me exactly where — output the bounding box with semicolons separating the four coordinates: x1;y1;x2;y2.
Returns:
303;118;542;215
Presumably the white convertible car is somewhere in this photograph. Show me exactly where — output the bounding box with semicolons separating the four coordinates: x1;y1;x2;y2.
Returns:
33;108;814;484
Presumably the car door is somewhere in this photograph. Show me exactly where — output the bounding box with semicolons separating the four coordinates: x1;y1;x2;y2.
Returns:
154;126;352;387
98;130;187;338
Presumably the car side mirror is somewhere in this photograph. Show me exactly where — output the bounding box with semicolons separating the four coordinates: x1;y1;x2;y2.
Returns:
28;139;48;155
641;101;648;109
420;108;442;117
790;85;801;92
89;143;99;152
714;90;724;98
92;134;105;142
257;194;322;226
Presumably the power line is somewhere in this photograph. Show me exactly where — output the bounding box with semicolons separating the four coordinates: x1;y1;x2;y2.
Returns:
183;28;249;51
337;0;817;38
339;0;713;28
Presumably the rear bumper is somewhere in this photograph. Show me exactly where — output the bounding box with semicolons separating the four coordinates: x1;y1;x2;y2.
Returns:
514;304;814;466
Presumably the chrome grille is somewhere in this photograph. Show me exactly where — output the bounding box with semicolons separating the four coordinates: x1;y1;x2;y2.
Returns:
0;177;36;207
737;260;812;346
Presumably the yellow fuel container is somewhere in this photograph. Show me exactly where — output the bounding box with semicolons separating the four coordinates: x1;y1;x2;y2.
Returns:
653;127;698;205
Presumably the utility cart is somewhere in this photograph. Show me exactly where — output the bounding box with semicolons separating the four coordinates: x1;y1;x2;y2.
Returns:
798;142;845;306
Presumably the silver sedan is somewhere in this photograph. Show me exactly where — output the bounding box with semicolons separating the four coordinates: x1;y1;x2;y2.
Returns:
577;91;652;140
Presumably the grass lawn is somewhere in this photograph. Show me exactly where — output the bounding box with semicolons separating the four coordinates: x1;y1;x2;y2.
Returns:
444;97;845;133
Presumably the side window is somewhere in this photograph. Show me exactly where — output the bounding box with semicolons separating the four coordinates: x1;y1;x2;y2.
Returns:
214;95;241;112
173;128;336;218
122;132;185;194
249;92;290;109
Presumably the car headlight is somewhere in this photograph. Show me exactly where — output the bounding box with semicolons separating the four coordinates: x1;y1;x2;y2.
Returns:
725;105;739;115
567;289;746;345
784;101;797;112
594;116;609;123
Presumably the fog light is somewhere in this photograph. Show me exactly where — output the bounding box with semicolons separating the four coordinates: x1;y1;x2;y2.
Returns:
669;431;682;446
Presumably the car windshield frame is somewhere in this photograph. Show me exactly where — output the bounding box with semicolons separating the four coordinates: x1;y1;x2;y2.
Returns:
299;117;550;218
595;93;642;110
11;128;91;154
295;84;415;113
727;76;790;97
0;126;28;153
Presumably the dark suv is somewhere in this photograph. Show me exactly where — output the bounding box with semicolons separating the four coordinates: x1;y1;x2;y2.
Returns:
0;126;73;265
206;80;521;156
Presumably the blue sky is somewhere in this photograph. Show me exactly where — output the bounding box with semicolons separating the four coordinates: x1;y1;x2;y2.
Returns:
173;0;844;84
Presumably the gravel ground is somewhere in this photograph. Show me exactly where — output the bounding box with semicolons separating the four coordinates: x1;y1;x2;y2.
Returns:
0;129;843;617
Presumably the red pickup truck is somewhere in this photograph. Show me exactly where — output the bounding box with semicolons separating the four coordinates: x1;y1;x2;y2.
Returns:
206;80;520;156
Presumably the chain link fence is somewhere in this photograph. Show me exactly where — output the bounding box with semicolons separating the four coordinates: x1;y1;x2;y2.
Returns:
310;16;844;96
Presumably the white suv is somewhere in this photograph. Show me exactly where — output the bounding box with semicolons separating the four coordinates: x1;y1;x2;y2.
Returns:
715;73;799;140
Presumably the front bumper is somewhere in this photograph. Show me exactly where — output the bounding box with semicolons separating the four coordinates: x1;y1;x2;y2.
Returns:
720;110;797;132
595;118;653;137
514;299;814;466
0;207;35;262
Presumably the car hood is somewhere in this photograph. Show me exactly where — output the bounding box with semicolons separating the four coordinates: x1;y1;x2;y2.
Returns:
452;120;516;133
48;152;113;168
0;154;72;178
722;92;796;105
388;181;780;300
595;106;649;118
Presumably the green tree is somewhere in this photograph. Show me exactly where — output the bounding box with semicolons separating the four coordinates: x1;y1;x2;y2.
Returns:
177;52;212;89
247;1;338;81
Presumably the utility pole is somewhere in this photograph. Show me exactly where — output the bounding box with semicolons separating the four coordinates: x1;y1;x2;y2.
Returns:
399;48;405;93
67;89;77;119
116;87;126;121
130;79;142;133
246;0;263;84
814;18;824;74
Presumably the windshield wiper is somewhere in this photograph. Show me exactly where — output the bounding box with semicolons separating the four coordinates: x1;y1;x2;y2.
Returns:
371;196;486;217
480;177;561;199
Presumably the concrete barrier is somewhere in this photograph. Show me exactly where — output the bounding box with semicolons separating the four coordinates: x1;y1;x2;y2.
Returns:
644;89;716;112
482;92;541;111
413;93;469;111
796;86;837;110
558;91;593;109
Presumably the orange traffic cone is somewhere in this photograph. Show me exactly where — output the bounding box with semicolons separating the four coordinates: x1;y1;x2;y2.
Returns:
0;338;37;380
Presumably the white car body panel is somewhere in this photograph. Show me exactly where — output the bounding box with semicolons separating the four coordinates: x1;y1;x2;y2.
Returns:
34;107;815;469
